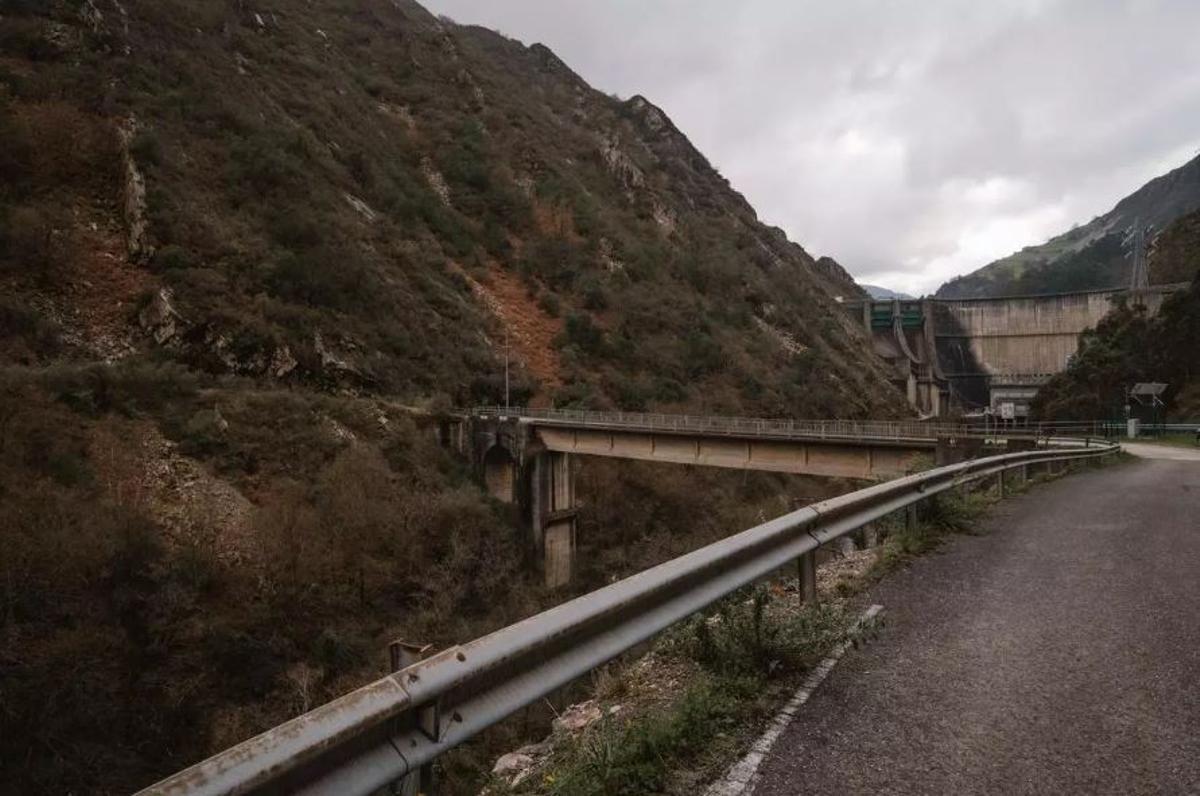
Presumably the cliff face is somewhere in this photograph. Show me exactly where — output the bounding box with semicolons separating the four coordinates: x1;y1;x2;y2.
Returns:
937;153;1200;299
1;0;899;417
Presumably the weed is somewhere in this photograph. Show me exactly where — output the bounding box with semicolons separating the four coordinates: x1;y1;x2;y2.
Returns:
687;587;850;678
535;675;759;796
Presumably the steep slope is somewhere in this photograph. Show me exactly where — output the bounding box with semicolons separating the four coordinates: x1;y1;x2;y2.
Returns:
937;153;1200;298
1149;207;1200;285
1032;274;1200;420
0;3;908;794
1;0;899;417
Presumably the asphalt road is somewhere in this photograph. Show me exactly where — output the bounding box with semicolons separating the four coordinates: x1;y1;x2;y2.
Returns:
755;453;1200;795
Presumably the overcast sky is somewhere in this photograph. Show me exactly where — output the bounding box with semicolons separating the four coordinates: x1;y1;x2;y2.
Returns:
424;0;1200;295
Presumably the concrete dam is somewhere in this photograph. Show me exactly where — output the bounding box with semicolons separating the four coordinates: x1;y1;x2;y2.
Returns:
844;286;1180;418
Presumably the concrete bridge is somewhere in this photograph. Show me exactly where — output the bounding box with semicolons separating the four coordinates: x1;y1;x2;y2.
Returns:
844;285;1182;418
442;408;1025;587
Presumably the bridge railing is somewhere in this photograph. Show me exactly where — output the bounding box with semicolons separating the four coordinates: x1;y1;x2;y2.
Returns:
471;408;1135;442
472;406;978;441
136;441;1119;796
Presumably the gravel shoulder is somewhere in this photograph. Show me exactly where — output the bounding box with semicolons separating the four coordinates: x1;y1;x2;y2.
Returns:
754;457;1200;796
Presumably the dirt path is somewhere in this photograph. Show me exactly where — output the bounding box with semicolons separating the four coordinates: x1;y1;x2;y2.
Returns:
754;457;1200;795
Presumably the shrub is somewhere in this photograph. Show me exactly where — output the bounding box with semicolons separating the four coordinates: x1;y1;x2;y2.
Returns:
149;244;197;272
268;248;373;310
1;202;76;282
561;311;604;355
689;587;849;677
130;127;164;166
537;291;561;317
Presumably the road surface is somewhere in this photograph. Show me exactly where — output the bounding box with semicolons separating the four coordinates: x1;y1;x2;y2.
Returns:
755;452;1200;795
1121;441;1200;462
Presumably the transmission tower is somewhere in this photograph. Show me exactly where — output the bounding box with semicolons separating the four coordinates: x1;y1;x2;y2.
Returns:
1126;220;1151;291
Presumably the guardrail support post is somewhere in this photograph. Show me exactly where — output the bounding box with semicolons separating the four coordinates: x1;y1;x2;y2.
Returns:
798;551;817;604
996;469;1005;498
389;641;437;796
905;502;918;533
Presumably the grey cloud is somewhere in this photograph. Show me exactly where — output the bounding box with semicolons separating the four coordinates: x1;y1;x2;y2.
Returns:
425;0;1200;295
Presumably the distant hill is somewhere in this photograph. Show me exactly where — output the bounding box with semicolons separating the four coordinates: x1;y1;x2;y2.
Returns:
861;284;915;300
937;152;1200;298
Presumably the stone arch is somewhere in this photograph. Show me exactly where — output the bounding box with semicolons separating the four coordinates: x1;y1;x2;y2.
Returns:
483;444;517;503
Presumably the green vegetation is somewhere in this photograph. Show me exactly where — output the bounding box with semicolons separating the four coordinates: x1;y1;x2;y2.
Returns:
499;593;857;796
865;490;989;582
1033;275;1200;420
0;0;901;415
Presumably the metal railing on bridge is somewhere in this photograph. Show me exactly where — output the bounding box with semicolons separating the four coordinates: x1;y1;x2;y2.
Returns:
470;406;1109;443
136;440;1119;796
473;406;967;441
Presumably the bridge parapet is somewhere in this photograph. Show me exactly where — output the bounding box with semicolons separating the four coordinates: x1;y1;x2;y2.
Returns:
472;406;958;442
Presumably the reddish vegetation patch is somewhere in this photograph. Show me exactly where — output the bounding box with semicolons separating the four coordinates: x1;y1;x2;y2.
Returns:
66;208;153;350
456;261;564;403
530;197;581;243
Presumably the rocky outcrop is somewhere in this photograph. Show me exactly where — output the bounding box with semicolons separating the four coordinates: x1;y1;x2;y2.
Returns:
421;157;452;206
117;118;152;262
598;133;645;191
138;287;183;345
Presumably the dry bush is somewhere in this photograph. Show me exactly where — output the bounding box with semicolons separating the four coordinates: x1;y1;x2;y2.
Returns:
1;201;78;281
9;101;121;191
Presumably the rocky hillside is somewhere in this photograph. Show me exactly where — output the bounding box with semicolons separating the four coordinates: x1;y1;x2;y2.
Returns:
1149;207;1200;285
1;0;899;417
0;2;908;793
937;152;1200;298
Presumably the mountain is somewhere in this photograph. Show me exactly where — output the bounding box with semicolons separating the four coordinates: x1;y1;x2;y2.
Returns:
1;0;896;417
937;153;1200;298
861;284;915;300
0;2;907;793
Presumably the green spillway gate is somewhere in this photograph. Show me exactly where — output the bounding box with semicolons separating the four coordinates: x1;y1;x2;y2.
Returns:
869;302;924;330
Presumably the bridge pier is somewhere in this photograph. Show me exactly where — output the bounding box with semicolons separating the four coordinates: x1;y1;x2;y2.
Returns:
469;415;580;588
531;451;578;588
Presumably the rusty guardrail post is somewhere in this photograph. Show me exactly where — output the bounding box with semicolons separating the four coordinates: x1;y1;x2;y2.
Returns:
797;550;817;604
389;640;436;796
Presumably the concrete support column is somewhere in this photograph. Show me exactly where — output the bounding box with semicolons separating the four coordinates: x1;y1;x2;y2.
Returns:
532;451;578;588
798;550;817;604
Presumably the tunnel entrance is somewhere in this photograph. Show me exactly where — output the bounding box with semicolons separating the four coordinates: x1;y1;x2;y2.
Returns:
483;445;517;503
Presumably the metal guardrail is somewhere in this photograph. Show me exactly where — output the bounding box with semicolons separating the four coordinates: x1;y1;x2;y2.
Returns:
469;406;1062;442
136;440;1118;796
